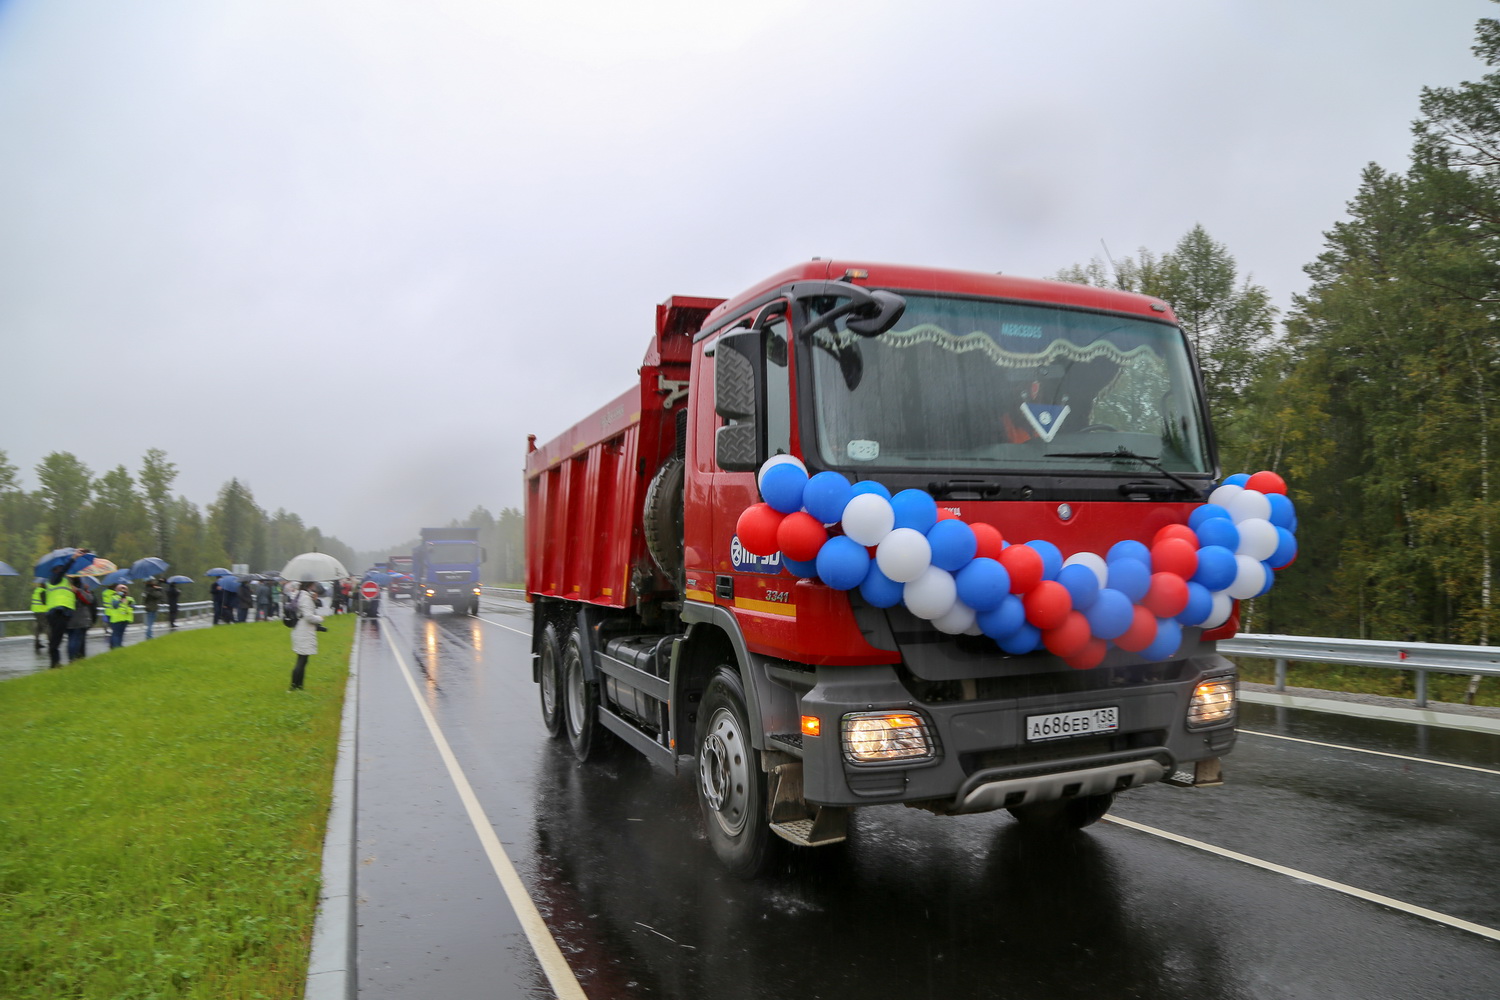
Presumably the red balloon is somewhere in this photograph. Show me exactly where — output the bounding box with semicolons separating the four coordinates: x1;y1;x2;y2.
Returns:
736;503;785;556
1024;580;1072;630
1151;537;1199;579
1246;470;1287;495
1000;544;1044;594
1143;572;1190;618
777;511;827;562
1043;610;1091;657
971;523;1005;560
1115;606;1159;652
1064;637;1108;670
1153;523;1198;547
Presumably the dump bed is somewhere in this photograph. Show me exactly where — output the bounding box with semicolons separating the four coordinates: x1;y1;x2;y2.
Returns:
525;295;721;609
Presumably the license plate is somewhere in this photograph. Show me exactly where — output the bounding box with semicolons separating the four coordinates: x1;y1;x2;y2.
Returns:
1026;707;1119;742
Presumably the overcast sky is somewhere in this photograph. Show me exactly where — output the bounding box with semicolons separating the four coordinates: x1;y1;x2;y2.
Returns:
0;0;1492;552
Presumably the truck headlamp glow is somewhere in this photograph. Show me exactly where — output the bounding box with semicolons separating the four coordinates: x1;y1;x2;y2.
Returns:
472;587;482;595
840;712;936;763
1188;679;1236;727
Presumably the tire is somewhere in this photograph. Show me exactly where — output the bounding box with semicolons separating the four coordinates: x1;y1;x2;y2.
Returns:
1007;792;1114;831
563;629;606;762
696;668;776;878
642;457;685;585
537;622;565;738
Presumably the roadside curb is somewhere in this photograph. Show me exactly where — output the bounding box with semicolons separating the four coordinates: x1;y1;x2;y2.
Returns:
1240;683;1500;736
305;622;361;1000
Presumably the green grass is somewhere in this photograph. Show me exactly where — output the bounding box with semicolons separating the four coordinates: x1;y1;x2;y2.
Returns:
0;616;353;999
1234;657;1500;708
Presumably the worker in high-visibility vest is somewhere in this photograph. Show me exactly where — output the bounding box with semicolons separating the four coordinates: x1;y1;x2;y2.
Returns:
30;581;47;652
105;584;134;649
42;568;77;668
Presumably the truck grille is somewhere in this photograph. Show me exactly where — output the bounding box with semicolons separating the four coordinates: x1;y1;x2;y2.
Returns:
437;571;469;582
901;661;1186;704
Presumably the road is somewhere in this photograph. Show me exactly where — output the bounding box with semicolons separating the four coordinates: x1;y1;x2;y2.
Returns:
353;592;1500;1000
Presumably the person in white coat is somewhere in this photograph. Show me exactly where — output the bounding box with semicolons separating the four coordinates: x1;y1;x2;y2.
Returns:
289;582;327;690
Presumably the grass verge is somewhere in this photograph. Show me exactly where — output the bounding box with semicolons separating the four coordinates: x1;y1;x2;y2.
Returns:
0;615;354;999
1233;657;1499;708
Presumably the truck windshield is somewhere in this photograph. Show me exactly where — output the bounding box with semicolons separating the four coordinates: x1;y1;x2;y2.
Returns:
805;293;1212;476
428;543;479;564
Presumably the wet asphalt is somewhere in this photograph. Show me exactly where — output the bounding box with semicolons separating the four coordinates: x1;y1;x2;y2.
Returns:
354;594;1500;1000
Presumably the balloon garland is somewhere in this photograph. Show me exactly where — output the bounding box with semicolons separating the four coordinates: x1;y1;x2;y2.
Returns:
735;460;1298;670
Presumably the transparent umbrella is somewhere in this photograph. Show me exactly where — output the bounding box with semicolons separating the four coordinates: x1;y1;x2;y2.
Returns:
281;552;350;582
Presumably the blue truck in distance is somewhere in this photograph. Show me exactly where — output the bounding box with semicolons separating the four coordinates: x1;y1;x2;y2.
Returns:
412;527;485;615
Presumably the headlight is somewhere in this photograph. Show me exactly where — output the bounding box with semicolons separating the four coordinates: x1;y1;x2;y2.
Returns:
425;589;435;596
841;711;937;763
472;587;482;595
1188;679;1236;727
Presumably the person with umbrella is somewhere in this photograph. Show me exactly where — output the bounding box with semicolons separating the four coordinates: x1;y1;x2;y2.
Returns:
104;583;134;649
41;566;76;668
30;578;47;652
142;579;163;639
65;575;97;662
210;576;225;625
288;581;327;691
166;576;190;629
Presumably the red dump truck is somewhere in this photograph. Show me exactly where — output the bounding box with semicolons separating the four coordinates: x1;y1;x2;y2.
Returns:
525;260;1279;876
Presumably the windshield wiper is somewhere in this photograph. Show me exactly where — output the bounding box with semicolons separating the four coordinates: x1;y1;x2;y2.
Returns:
1044;447;1202;498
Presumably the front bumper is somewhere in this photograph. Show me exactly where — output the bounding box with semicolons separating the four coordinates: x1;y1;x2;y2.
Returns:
794;655;1237;812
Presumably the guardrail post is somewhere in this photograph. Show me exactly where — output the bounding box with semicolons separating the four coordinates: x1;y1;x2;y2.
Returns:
1275;658;1288;692
1414;669;1428;709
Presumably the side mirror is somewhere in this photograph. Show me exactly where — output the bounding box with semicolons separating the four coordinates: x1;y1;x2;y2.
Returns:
845;289;906;337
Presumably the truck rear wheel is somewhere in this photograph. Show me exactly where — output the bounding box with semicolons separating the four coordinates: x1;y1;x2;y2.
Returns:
1007;792;1114;831
537;622;565;739
696;668;776;878
563;630;608;762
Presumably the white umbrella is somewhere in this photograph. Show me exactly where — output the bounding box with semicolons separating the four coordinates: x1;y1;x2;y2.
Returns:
280;552;350;582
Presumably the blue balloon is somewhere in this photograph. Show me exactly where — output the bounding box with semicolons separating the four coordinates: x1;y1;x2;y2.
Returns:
1192;545;1238;591
1085;589;1134;639
997;621;1041;655
803;471;854;524
1269;527;1298;569
815;535;870;590
1107;557;1151;604
1189;503;1233;530
956;557;1010;612
1255;561;1277;598
1141;617;1182;661
1057;563;1100;611
1222;473;1251;487
761;463;808;514
859;564;905;607
1107;540;1151;564
1026;539;1064;580
850;480;892;500
1266;493;1296;529
890;489;938;533
1195;518;1240;552
783;555;819;578
977;594;1026;638
929;520;978;571
1177;581;1213;625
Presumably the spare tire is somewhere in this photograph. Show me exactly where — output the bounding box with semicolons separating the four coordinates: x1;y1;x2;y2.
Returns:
643;457;685;586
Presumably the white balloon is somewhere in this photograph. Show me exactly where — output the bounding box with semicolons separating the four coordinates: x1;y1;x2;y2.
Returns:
1202;591;1234;629
1226;489;1272;524
757;454;807;492
876;528;932;584
904;566;958;620
843;493;896;547
963;622;985;636
1235;518;1279;561
1226;554;1268;599
1209;484;1244;508
1062;551;1109;590
933;599;977;634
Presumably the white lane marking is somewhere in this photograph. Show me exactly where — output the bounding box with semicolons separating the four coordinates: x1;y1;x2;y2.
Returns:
477;615;530;637
381;628;588;999
1238;729;1500;776
1106;816;1500;943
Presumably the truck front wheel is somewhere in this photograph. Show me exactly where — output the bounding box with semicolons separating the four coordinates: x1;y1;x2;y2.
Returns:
696;668;776;878
537;622;565;739
1007;792;1114;831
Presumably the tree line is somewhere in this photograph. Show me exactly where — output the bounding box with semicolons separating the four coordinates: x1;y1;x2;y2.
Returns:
1060;7;1500;650
0;447;357;609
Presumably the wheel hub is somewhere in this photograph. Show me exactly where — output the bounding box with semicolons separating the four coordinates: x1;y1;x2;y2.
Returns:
698;708;748;835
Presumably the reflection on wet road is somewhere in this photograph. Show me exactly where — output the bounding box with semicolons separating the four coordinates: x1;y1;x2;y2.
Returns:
357;594;1500;1000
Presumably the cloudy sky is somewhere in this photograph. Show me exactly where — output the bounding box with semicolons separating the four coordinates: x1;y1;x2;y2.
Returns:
0;0;1492;551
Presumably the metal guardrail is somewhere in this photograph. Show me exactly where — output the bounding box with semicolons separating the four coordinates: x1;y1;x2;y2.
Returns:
1219;633;1500;708
0;601;217;636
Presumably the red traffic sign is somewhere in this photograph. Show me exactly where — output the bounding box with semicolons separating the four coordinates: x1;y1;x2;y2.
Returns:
360;581;380;600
